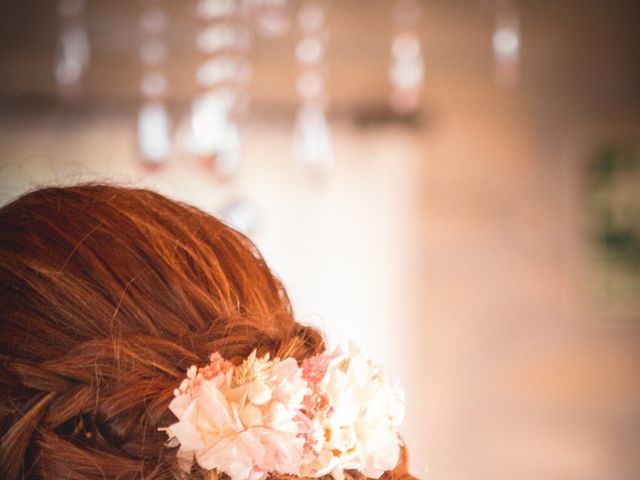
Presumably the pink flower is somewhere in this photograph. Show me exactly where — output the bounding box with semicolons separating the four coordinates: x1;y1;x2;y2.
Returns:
301;353;332;384
167;351;311;480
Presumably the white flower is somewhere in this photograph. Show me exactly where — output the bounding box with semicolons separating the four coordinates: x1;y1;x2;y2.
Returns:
300;343;405;479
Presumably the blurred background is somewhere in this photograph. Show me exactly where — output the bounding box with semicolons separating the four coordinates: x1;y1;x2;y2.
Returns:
1;0;640;479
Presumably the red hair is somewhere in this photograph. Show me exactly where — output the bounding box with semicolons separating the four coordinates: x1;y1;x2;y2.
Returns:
0;184;412;479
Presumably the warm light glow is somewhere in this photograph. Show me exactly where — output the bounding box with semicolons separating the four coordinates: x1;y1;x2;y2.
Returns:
295;37;324;64
292;104;333;173
137;101;171;164
493;27;520;57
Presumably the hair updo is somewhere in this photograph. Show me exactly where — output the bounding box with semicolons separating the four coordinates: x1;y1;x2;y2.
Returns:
0;184;412;480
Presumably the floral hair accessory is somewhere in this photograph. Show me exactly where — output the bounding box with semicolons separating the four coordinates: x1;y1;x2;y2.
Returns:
163;343;405;480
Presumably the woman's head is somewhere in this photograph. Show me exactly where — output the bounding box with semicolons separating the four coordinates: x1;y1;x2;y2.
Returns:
0;184;412;479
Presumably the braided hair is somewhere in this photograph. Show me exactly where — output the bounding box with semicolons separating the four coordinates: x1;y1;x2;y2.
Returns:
0;184;412;480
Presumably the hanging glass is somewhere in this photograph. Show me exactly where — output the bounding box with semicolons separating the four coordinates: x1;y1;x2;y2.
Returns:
493;1;520;88
389;0;424;114
182;0;252;180
137;0;171;167
293;0;333;177
55;0;90;97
